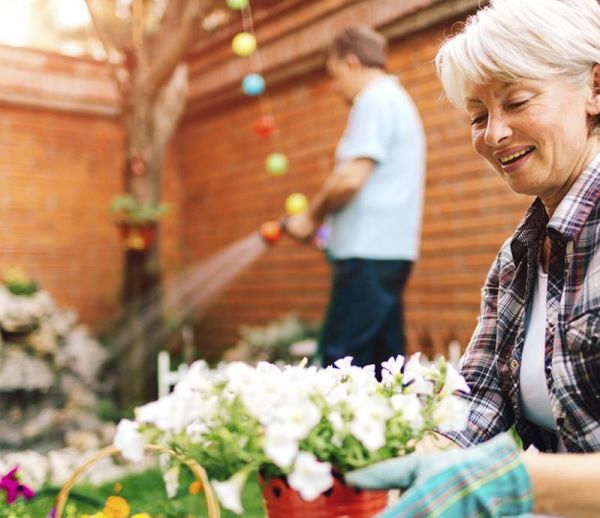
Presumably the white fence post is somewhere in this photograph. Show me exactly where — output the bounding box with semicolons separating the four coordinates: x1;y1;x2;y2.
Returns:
448;340;462;368
157;350;189;398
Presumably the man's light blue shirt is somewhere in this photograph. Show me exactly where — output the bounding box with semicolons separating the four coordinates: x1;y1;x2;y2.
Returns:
327;75;426;260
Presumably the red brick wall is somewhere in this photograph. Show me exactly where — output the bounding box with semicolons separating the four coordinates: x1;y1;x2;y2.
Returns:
0;103;184;326
0;105;123;323
178;18;531;358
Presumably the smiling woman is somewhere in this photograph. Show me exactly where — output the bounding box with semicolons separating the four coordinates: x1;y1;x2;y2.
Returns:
346;0;600;516
431;0;600;455
465;76;600;210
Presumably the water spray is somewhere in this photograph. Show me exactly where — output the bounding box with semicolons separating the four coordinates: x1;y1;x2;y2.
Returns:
259;217;329;249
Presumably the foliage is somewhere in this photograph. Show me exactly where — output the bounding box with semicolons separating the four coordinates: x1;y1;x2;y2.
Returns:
9;468;264;518
230;314;321;364
2;267;40;297
109;195;170;226
114;355;470;514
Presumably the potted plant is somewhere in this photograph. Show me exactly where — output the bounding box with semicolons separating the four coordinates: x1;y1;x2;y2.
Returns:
2;267;40;296
109;194;170;251
113;354;469;516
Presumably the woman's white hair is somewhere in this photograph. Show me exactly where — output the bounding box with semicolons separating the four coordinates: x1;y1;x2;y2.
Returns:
436;0;600;111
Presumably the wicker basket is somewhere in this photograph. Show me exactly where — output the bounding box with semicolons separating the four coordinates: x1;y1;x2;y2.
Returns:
51;444;220;518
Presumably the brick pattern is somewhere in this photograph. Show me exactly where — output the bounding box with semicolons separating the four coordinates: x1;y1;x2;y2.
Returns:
0;44;119;116
0;105;123;324
178;20;530;359
0;103;183;327
0;6;531;361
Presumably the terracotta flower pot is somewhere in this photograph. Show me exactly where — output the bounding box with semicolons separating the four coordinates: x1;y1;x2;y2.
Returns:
117;223;156;251
261;474;388;518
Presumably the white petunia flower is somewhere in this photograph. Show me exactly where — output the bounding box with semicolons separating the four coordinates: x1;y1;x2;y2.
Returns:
186;422;209;441
135;392;201;432
391;394;424;431
350;415;386;452
433;395;470;432
163;465;180;499
278;399;321;439
264;425;299;469
212;471;247;514
403;353;434;395
334;356;354;371
223;361;257;392
288;452;333;501
113;419;146;462
328;411;345;432
444;363;471;394
382;355;405;376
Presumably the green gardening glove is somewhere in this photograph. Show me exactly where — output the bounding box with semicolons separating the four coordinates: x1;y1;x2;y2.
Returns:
345;433;533;518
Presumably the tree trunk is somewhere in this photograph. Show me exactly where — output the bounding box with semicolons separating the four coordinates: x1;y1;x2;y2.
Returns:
118;67;187;406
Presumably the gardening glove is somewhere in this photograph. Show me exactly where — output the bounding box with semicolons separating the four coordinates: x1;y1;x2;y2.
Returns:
345;433;533;518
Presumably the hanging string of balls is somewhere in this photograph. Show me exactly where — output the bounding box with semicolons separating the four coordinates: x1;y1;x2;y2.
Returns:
226;0;306;219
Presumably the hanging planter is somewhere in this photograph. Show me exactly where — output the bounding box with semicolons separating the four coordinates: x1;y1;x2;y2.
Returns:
109;194;170;251
261;474;388;518
117;222;157;251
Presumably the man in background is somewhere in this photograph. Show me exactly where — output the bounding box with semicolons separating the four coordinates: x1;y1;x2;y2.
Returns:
285;26;426;372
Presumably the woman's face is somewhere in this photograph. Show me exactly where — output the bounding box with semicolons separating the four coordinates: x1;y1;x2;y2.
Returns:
465;75;600;210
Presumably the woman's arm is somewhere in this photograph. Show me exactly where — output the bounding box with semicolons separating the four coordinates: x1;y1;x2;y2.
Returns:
524;451;600;517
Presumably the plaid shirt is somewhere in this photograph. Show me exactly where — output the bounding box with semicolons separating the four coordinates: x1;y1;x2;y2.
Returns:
446;152;600;452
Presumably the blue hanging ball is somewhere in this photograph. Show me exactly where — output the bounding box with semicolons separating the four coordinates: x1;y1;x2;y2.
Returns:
242;74;265;96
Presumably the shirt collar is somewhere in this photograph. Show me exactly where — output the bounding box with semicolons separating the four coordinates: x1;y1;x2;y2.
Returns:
511;151;600;265
548;151;600;240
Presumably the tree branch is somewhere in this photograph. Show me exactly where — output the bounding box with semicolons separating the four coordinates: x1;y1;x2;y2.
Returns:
153;64;188;153
85;0;129;96
145;0;203;95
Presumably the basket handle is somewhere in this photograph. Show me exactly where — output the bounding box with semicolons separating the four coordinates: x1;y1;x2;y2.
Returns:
51;444;220;518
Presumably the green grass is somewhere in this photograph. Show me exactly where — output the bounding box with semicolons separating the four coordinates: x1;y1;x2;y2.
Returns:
3;468;266;518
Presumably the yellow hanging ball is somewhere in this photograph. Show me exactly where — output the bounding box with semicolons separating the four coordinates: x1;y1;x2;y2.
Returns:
232;32;257;57
285;193;308;215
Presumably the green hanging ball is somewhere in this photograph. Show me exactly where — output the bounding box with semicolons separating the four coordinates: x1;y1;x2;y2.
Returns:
266;153;289;176
227;0;249;10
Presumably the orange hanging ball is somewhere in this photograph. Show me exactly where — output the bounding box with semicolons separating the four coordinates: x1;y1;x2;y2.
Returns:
260;220;283;244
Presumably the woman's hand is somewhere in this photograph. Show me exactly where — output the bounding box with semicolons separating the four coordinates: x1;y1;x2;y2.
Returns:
346;433;533;518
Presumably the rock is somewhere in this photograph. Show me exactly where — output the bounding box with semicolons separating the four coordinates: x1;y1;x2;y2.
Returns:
59;406;104;433
100;422;117;445
48;448;156;486
82;456;129;486
24;322;58;356
65;430;101;452
0;420;25;447
0;287;55;333
61;374;98;410
22;407;60;440
0;345;55;391
56;326;108;385
46;308;77;338
1;450;49;490
0;285;113;455
48;447;86;486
